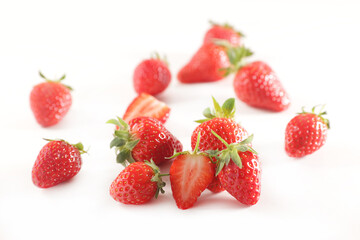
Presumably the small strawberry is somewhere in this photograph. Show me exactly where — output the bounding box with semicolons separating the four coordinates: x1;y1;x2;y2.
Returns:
123;93;170;124
191;97;249;193
30;71;72;127
32;139;86;188
169;133;215;209
177;43;230;83
107;116;182;166
133;53;171;96
204;21;244;46
210;132;261;205
110;160;167;205
285;105;330;158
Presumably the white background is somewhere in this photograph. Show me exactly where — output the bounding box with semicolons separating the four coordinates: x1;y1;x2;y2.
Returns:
1;0;360;239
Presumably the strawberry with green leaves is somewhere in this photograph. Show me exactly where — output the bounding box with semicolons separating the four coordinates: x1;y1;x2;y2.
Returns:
285;105;329;157
110;160;167;205
191;97;249;193
170;133;215;209
107;116;182;166
204;21;244;46
32;139;86;188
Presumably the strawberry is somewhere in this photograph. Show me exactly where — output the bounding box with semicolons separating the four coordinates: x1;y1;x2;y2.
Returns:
210;132;261;205
32;139;86;188
285;106;329;158
107;116;182;166
110;160;167;205
123;93;170;124
133;53;171;96
30;71;72;127
169;133;215;209
177;43;230;83
204;21;244;46
191;97;249;193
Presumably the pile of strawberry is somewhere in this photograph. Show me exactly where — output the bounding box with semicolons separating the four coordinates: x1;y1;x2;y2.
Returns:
29;22;330;210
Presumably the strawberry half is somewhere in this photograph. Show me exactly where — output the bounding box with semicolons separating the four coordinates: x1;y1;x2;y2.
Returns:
169;133;215;210
123;93;170;124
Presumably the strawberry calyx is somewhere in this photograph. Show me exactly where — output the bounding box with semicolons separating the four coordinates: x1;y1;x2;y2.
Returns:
39;71;73;91
107;116;140;167
43;138;87;154
213;40;253;76
151;52;169;67
209;20;245;37
297;105;330;129
208;130;257;176
195;97;236;123
144;159;168;198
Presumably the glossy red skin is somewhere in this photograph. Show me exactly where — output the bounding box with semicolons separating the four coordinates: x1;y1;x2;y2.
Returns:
129;117;183;165
178;43;230;83
32;141;81;188
170;154;215;209
123;93;170;124
133;59;171;95
110;162;157;205
204;25;241;46
285;113;328;157
30;82;72;127
234;61;290;112
218;151;261;205
191;118;249;193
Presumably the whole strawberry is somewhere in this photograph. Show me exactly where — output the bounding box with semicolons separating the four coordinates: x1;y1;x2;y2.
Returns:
32;139;86;188
133;53;171;95
110;160;167;205
30;71;72;127
107;116;182;166
211;132;261;205
191;97;249;193
285;106;329;157
177;43;230;83
204;21;244;46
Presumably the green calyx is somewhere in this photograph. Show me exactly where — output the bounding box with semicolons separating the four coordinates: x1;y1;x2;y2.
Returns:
298;105;330;129
207;130;257;176
43;138;87;154
209;20;245;37
145;160;168;198
106;116;140;167
151;52;169;67
39;71;73;91
195;97;236;123
214;39;253;76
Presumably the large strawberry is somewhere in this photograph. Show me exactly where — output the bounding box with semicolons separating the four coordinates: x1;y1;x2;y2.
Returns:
133;53;171;96
32;139;86;188
210;132;261;205
30;71;72;127
123;93;170;124
107;116;182;166
110;160;167;205
285;106;329;157
204;21;244;46
169;133;215;209
191;97;249;193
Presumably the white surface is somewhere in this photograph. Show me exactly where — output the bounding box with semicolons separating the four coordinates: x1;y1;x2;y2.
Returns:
1;0;360;239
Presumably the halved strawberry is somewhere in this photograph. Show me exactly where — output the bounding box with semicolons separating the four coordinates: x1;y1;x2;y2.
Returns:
123;93;170;124
169;134;215;210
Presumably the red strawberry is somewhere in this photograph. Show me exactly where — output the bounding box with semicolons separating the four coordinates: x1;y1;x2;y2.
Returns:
108;116;182;166
211;132;261;205
32;139;86;188
233;61;290;112
133;53;171;95
191;97;249;193
30;71;72;127
169;133;215;209
285;106;329;158
110;161;167;205
204;21;243;46
123;93;170;124
177;43;230;83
